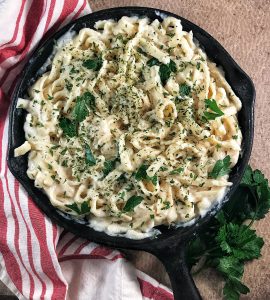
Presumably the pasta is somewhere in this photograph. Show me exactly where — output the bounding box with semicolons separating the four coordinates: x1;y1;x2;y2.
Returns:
15;16;242;239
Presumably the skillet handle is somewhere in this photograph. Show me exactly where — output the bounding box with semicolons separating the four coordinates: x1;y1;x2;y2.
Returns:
151;243;202;300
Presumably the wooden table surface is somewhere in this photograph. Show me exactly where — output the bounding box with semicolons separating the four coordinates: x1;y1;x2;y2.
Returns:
1;1;269;299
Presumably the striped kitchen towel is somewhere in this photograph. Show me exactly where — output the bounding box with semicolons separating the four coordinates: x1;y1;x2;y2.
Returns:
0;0;173;299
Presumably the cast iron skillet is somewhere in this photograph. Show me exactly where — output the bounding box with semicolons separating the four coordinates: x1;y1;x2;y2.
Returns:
7;7;255;300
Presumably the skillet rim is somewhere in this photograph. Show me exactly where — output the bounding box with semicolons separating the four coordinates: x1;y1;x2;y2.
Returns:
7;6;255;251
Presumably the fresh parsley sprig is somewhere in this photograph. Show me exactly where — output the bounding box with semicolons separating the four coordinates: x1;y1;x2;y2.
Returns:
103;159;118;177
85;144;96;166
186;165;270;300
123;195;144;212
179;83;191;97
59;117;77;138
59;91;96;138
65;200;90;215
146;57;177;85
82;56;103;71
209;155;231;179
73;91;96;122
203;98;224;121
170;167;184;175
160;60;177;85
147;57;160;67
135;164;158;185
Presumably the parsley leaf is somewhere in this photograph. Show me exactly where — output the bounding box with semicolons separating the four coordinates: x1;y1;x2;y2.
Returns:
103;159;117;176
73;91;95;122
147;57;161;67
159;60;177;85
186;165;268;300
85;144;96;166
179;83;191;97
217;257;250;300
137;47;147;55
186;237;206;269
166;32;175;38
65;79;73;91
82;56;103;71
170;167;184;175
224;166;270;222
65;203;80;214
217;256;243;279
135;164;158;185
151;175;158;186
59;117;77;137
216;224;264;260
168;59;177;72
80;201;91;214
209;155;231;179
147;58;177;85
135;164;148;180
223;279;250;300
123;195;144;212
203;99;224;120
159;64;171;85
161;201;171;210
66;200;90;215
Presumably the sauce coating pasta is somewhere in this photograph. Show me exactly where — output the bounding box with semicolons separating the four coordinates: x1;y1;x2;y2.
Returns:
15;16;242;239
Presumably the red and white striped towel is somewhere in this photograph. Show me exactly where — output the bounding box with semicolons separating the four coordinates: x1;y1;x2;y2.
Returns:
0;1;174;299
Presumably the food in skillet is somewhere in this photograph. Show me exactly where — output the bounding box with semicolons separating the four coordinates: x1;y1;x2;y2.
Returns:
15;16;242;239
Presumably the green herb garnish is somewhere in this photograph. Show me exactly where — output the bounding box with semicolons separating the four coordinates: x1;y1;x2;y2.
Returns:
65;80;73;91
216;223;263;260
166;32;175;38
135;164;158;185
73;91;95;122
161;201;171;210
82;56;103;71
147;57;160;67
147;58;177;85
179;83;191;97
59;117;77;137
203;99;224;121
85;144;96;166
159;60;177;85
70;67;79;74
103;159;117;176
123;195;144;212
209;155;231;179
159;166;168;171
170;167;184;175
168;60;177;72
186;165;269;300
65;200;90;215
137;47;147;56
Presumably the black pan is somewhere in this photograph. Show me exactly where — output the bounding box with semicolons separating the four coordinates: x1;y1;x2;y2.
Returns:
7;7;255;300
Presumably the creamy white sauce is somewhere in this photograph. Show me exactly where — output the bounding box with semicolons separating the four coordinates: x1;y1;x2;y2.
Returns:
154;10;168;20
38;27;76;75
88;217;161;240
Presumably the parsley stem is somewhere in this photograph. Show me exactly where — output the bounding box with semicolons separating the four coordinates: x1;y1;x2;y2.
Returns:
205;245;220;253
246;187;259;228
191;263;207;276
